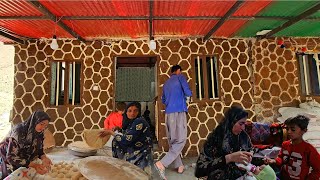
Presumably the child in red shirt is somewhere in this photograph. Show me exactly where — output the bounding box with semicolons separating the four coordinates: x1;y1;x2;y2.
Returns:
267;115;320;180
104;102;126;130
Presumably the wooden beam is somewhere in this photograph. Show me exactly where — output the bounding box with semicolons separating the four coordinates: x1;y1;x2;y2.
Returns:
204;0;245;41
2;15;320;21
61;16;291;21
0;30;24;44
149;0;154;40
261;2;320;38
27;1;86;42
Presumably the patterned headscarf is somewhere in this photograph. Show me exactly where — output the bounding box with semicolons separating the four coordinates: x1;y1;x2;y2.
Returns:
8;110;50;150
122;102;142;130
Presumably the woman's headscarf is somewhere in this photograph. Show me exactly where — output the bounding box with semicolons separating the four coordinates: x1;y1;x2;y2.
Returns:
122;102;141;130
8;110;51;149
204;106;251;157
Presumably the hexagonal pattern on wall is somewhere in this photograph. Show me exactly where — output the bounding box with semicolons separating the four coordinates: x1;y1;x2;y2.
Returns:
252;38;320;122
11;38;253;156
12;37;319;156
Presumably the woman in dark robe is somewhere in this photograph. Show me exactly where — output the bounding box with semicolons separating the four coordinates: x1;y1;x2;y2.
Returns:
195;106;254;180
100;102;152;170
0;110;52;179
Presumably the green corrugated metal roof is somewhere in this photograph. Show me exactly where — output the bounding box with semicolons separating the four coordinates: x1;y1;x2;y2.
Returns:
235;19;286;37
234;1;320;37
274;20;320;36
257;1;319;17
309;11;320;18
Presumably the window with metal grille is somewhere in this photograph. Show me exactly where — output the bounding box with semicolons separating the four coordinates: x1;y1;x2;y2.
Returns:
297;53;320;96
193;55;220;100
50;61;82;106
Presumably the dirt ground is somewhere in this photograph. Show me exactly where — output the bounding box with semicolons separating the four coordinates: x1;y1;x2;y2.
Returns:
0;43;14;141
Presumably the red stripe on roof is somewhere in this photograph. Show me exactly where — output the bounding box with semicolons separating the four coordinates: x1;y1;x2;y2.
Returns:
154;1;236;17
214;20;248;37
0;20;72;39
63;20;148;39
0;0;43;16
154;20;218;37
39;0;149;16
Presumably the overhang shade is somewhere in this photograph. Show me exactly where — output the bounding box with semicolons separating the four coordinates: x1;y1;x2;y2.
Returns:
0;0;320;43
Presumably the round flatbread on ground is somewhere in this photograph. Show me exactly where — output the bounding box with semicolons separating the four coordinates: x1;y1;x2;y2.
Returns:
78;156;148;180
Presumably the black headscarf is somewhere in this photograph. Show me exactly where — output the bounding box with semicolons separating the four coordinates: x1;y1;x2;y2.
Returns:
196;106;252;180
8;110;50;151
204;106;251;157
122;102;142;130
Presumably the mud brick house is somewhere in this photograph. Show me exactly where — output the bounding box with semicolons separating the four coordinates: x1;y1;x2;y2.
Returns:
1;1;320;156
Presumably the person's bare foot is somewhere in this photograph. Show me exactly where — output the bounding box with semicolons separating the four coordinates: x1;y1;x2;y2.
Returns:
154;161;166;180
155;161;165;170
177;165;184;174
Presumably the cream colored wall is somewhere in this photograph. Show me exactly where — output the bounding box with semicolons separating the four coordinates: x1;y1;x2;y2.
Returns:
0;43;14;140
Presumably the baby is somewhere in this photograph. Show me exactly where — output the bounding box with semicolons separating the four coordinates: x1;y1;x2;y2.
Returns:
236;162;276;180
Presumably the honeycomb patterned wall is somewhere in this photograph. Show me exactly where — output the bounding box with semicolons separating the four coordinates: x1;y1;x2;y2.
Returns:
12;37;319;156
253;37;320;122
156;39;254;156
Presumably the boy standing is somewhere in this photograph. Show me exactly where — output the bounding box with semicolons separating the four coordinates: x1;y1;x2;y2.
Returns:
267;115;320;179
104;102;126;130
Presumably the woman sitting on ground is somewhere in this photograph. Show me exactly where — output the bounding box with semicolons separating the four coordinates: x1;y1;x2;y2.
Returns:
0;110;52;179
195;106;264;179
100;102;152;170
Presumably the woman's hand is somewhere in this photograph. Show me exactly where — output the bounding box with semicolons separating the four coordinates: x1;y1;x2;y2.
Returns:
112;126;121;132
226;151;253;164
29;162;49;175
35;164;48;175
41;155;52;169
264;157;276;164
99;129;114;137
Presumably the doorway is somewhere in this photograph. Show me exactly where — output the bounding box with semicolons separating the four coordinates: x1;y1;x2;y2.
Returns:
114;56;158;142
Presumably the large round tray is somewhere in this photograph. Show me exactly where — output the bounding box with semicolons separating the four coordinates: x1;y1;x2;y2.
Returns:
68;141;97;153
78;156;148;180
68;141;97;157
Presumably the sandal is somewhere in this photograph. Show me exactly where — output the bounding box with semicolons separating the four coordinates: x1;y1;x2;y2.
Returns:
154;163;167;180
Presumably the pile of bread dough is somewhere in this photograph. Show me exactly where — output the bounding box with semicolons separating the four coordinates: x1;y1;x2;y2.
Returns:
43;161;87;180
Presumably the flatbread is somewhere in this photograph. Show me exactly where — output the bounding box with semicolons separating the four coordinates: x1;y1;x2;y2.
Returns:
68;141;97;152
43;129;55;150
78;156;148;180
83;129;110;149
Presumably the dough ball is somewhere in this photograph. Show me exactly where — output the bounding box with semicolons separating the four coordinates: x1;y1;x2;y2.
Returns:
71;172;82;180
72;167;78;172
57;173;64;178
59;169;66;174
49;172;58;177
65;173;72;178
